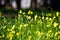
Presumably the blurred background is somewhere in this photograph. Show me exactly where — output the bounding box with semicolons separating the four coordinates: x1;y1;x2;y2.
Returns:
0;0;60;11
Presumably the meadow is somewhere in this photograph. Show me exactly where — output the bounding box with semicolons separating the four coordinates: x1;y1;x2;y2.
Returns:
0;10;60;40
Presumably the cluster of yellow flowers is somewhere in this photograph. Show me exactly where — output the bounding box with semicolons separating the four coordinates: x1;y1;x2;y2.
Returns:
0;10;60;40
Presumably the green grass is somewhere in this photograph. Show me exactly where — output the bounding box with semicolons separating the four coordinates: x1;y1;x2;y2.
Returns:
0;10;60;40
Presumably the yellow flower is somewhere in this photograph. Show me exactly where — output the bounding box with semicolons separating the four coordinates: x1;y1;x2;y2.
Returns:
35;31;40;36
26;16;31;19
6;32;14;40
55;32;58;36
47;24;50;27
34;15;37;21
9;33;14;40
46;17;48;20
31;11;33;14
12;25;15;30
55;31;60;36
39;20;43;25
59;26;60;29
19;24;23;30
47;33;50;37
53;15;56;19
28;16;31;19
22;12;25;15
58;31;60;34
18;14;22;18
11;31;15;34
28;36;32;40
49;18;52;21
19;10;22;13
56;12;59;16
34;15;37;18
42;16;44;19
16;32;20;36
38;20;43;25
53;22;58;27
24;24;28;27
28;10;33;14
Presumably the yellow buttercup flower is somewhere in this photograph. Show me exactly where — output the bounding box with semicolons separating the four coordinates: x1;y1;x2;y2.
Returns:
55;32;58;36
6;32;14;40
28;16;31;19
11;31;15;34
49;18;52;21
34;15;37;21
34;15;37;18
19;24;23;30
24;24;28;27
47;24;50;27
39;20;43;25
16;32;20;36
19;10;22;13
53;15;56;19
53;22;58;27
59;26;60;29
35;31;40;36
46;17;48;20
22;12;25;15
28;10;33;14
28;36;32;40
26;16;31;19
9;33;14;40
31;11;33;14
12;25;15;30
28;10;31;14
42;16;44;19
47;33;50;37
56;12;59;16
58;31;60;34
55;31;60;37
38;20;43;25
